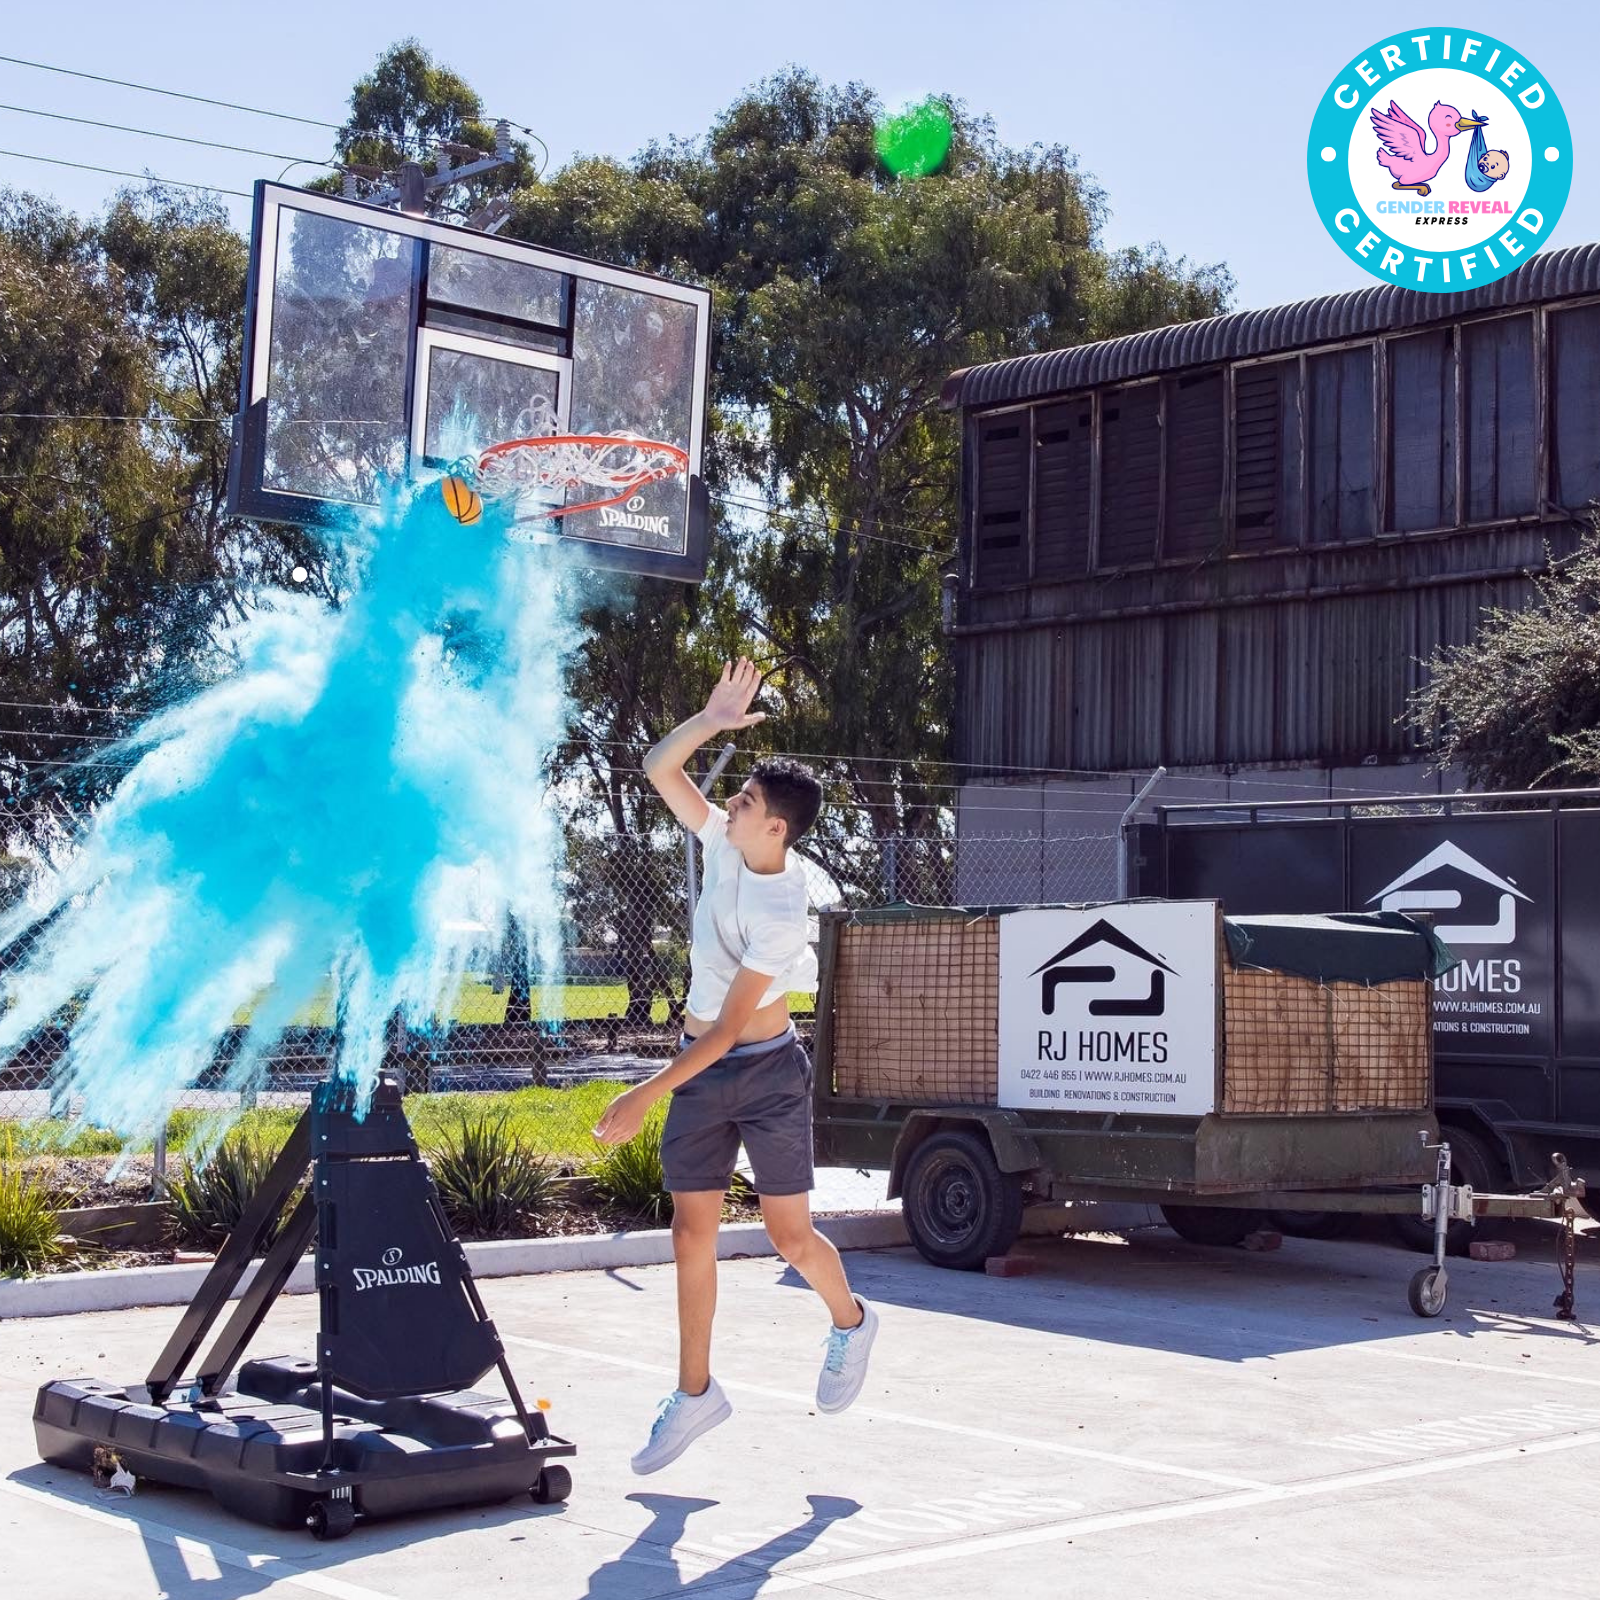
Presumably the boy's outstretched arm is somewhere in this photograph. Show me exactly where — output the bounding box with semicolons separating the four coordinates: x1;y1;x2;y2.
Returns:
642;657;766;832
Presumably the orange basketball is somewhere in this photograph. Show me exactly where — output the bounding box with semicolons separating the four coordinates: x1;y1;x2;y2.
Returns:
441;475;483;525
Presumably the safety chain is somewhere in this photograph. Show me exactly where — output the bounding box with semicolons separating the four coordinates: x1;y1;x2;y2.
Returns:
1544;1153;1582;1321
1555;1209;1578;1321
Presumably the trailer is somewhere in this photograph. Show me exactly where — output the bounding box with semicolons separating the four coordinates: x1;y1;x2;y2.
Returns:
1132;787;1600;1251
811;901;1588;1318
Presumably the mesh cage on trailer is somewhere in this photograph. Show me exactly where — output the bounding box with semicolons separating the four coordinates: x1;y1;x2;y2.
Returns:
815;903;1433;1116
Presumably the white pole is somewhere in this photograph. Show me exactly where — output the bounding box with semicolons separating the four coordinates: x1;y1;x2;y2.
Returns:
1117;766;1167;899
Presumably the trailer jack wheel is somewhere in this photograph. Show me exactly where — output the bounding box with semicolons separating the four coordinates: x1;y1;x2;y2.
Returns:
1407;1266;1448;1318
307;1498;356;1540
532;1464;573;1504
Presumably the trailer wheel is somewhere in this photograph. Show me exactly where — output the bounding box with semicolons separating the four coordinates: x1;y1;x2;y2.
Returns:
902;1129;1024;1271
1390;1126;1500;1255
1267;1208;1355;1240
1408;1266;1448;1318
1160;1205;1265;1247
532;1464;572;1504
306;1499;356;1540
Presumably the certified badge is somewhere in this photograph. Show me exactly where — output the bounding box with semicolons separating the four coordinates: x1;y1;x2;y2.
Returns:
1307;27;1571;292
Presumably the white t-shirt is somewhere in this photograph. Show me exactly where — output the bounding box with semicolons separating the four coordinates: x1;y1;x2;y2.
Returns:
684;804;818;1021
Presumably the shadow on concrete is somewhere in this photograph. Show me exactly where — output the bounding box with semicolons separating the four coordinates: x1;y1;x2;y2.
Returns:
8;1465;865;1598
768;1218;1600;1362
577;1491;863;1599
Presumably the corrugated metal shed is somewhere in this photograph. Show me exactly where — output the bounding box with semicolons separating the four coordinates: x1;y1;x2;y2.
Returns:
944;242;1600;411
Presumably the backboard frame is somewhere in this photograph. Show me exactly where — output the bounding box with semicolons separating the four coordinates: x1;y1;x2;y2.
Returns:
226;181;712;583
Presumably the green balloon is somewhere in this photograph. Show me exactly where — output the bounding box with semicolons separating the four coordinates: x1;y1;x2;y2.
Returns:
875;97;953;179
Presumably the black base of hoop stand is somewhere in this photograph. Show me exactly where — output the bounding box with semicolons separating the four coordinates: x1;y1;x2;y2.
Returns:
33;1072;574;1539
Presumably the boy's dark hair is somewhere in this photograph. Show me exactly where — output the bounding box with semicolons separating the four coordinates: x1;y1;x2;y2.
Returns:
748;756;823;847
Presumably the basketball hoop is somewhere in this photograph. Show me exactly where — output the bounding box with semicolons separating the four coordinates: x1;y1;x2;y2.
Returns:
476;433;689;520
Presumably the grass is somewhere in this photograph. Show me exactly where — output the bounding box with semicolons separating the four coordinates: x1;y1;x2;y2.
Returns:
15;1082;633;1165
227;981;816;1028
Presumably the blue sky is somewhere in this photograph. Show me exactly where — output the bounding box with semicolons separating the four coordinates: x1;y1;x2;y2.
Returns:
1;1;1593;312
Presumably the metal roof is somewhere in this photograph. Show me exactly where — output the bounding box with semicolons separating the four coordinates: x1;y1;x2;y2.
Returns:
943;242;1600;412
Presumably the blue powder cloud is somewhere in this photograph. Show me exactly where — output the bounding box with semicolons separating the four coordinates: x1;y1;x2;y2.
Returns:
0;481;579;1135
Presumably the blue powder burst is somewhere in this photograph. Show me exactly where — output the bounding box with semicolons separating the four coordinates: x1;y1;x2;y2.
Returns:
0;482;578;1135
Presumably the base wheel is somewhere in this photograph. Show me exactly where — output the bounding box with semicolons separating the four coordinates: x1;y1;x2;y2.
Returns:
1160;1205;1266;1247
1408;1265;1448;1318
532;1464;573;1504
306;1498;356;1540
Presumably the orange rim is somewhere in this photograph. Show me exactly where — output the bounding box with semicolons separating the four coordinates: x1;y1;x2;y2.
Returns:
477;434;689;519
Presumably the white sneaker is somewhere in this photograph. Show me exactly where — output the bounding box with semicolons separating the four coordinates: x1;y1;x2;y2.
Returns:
630;1378;732;1475
816;1297;879;1414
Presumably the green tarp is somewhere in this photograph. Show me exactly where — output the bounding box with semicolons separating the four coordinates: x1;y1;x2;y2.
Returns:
1223;911;1458;987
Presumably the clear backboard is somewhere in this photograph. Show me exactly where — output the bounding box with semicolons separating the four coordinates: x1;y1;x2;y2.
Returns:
226;182;712;582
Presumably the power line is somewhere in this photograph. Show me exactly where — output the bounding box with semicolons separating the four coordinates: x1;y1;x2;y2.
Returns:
0;726;121;742
0;412;224;425
0;54;346;131
559;733;1423;797
0;146;250;198
0;701;136;717
0;102;334;169
1;415;955;557
713;490;955;557
0;54;548;175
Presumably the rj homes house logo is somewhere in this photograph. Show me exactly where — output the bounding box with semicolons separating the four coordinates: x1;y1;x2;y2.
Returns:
1307;27;1571;291
997;904;1218;1117
1032;919;1176;1020
1369;840;1532;1007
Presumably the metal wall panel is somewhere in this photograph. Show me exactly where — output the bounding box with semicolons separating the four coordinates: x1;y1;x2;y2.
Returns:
1161;610;1220;766
1218;608;1278;762
1549;302;1600;510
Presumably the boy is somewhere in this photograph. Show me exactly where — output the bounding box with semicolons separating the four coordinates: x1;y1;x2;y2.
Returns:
593;657;878;1474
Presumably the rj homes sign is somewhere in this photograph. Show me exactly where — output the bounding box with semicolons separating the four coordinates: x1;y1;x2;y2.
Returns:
997;902;1219;1117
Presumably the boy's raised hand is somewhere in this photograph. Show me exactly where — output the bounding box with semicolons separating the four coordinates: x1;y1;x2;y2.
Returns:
701;657;767;732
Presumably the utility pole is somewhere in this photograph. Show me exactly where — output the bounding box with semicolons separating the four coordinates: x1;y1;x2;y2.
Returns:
345;119;516;220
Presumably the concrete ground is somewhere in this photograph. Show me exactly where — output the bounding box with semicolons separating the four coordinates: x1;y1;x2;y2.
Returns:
4;1217;1599;1600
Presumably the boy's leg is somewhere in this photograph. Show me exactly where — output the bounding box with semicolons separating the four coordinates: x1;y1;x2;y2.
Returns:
758;1191;862;1329
671;1189;726;1394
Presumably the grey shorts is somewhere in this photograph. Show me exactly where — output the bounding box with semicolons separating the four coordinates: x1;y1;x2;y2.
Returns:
660;1027;815;1196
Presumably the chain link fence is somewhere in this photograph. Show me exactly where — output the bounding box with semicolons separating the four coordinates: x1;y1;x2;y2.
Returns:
0;783;1121;1122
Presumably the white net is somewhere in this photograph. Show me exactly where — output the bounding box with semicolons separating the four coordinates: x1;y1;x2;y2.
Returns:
471;397;687;519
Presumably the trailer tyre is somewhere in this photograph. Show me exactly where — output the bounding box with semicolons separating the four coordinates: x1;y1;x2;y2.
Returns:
1159;1205;1266;1247
902;1129;1024;1271
1267;1209;1355;1240
1389;1126;1501;1255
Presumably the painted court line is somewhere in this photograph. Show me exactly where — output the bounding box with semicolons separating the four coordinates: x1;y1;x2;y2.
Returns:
502;1334;1273;1491
780;1427;1600;1587
1;1478;394;1600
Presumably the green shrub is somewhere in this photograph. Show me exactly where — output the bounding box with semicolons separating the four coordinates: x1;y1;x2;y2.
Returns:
164;1132;292;1251
424;1112;563;1237
583;1103;673;1224
0;1136;67;1276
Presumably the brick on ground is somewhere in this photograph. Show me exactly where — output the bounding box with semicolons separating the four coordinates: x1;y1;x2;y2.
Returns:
1468;1239;1516;1262
985;1254;1037;1277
